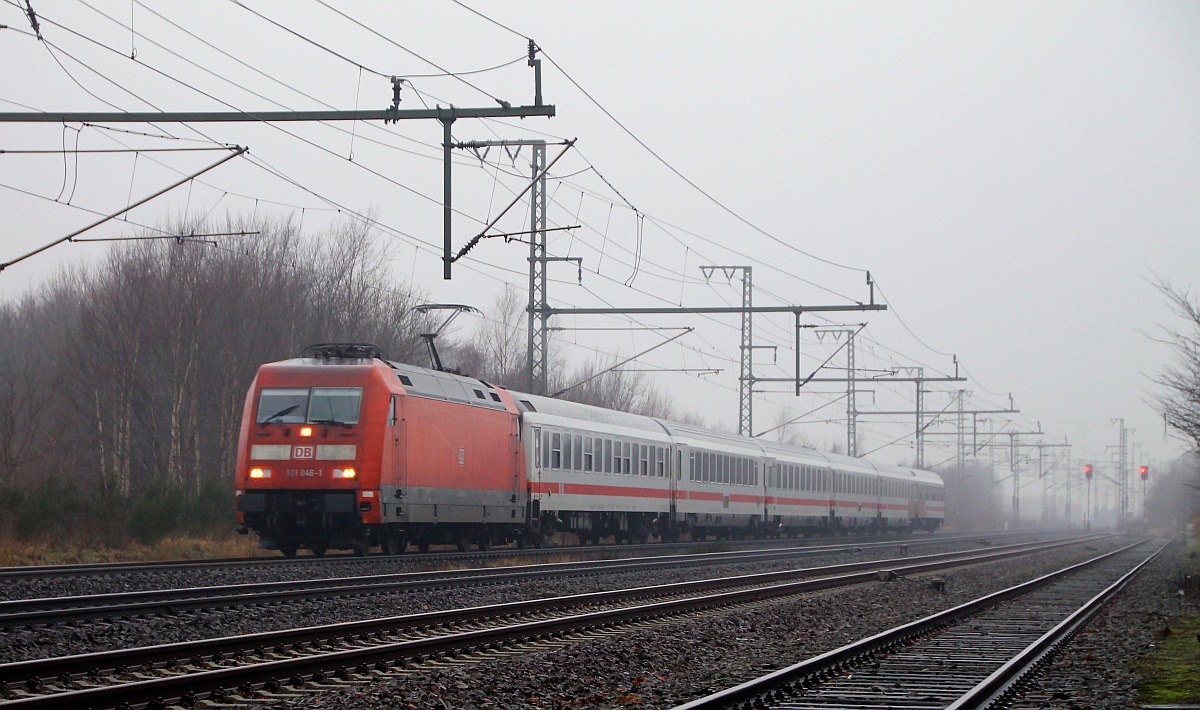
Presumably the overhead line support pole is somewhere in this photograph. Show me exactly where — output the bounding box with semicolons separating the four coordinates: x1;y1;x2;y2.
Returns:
442;115;454;279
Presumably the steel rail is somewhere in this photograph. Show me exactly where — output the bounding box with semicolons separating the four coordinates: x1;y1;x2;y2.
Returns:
945;541;1167;709
0;537;1099;708
672;538;1162;709
0;534;1061;623
0;539;926;623
0;531;997;581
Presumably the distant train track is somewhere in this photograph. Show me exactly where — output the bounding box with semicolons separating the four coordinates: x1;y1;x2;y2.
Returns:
0;529;1037;584
0;532;1058;626
0;535;1103;709
675;537;1165;709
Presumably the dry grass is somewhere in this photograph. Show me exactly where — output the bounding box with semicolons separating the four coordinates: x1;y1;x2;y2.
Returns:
0;534;265;566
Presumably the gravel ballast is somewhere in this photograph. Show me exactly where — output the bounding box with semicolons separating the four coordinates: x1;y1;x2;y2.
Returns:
247;539;1163;709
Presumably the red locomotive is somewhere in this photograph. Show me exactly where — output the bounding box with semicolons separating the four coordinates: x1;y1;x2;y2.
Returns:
235;344;943;556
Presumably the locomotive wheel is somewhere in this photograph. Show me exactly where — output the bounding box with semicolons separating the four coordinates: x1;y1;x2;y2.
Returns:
477;527;491;551
382;529;406;555
455;529;470;552
417;540;430;553
353;537;370;557
310;546;327;557
278;543;298;558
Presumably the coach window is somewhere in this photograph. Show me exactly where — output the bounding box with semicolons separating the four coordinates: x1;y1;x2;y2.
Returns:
574;435;583;471
604;439;613;473
562;435;573;471
542;431;551;469
656;447;665;477
639;445;649;476
583;438;594;472
551;432;562;469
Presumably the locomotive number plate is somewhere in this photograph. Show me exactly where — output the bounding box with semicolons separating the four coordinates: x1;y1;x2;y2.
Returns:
292;445;315;459
287;469;322;477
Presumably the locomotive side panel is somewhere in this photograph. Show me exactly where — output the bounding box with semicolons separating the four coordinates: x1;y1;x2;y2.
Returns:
394;393;522;525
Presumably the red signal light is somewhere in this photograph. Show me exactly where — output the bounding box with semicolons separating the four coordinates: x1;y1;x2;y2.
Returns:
1083;464;1093;479
1139;465;1148;480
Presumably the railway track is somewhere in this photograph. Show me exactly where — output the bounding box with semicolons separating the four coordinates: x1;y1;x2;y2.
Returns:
0;534;1059;626
0;535;1104;709
0;530;1031;584
675;537;1166;709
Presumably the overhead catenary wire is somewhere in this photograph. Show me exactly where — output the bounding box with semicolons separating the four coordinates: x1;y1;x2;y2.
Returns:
4;2;744;412
21;5;492;226
2;2;1049;448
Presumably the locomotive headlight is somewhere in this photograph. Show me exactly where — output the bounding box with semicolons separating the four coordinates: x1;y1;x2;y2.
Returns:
299;426;313;437
333;467;357;479
249;467;272;479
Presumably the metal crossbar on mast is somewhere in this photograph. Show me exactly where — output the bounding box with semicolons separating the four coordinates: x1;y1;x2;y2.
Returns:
758;369;967;465
0;45;557;281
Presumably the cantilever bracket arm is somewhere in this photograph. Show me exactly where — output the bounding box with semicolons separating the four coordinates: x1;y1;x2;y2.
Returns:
0;146;247;272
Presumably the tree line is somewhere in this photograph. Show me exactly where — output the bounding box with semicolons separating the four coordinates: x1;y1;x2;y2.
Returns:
0;214;1023;548
0;217;437;544
0;216;694;546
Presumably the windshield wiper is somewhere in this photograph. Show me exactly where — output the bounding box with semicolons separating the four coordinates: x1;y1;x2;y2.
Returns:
260;404;299;426
308;418;352;427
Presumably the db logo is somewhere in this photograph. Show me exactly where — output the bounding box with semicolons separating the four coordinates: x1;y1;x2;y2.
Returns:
292;445;315;459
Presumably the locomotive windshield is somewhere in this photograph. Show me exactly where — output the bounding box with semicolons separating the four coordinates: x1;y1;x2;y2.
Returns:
308;387;362;424
256;387;362;425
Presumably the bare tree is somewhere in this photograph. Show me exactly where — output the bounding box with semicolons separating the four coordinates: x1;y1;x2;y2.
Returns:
938;460;1004;531
1151;279;1200;452
0;293;59;487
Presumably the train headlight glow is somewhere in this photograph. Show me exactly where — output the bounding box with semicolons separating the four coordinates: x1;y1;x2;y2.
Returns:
249;467;272;479
333;467;357;479
299;426;313;437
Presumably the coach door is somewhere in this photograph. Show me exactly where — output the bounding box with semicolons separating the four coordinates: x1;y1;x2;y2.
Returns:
827;468;838;524
671;443;687;515
530;426;543;487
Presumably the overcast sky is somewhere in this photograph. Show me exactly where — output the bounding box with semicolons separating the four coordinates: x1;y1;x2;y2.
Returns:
1;1;1197;515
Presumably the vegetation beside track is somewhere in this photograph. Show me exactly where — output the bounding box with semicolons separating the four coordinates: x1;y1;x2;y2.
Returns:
0;532;262;566
1134;533;1200;705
